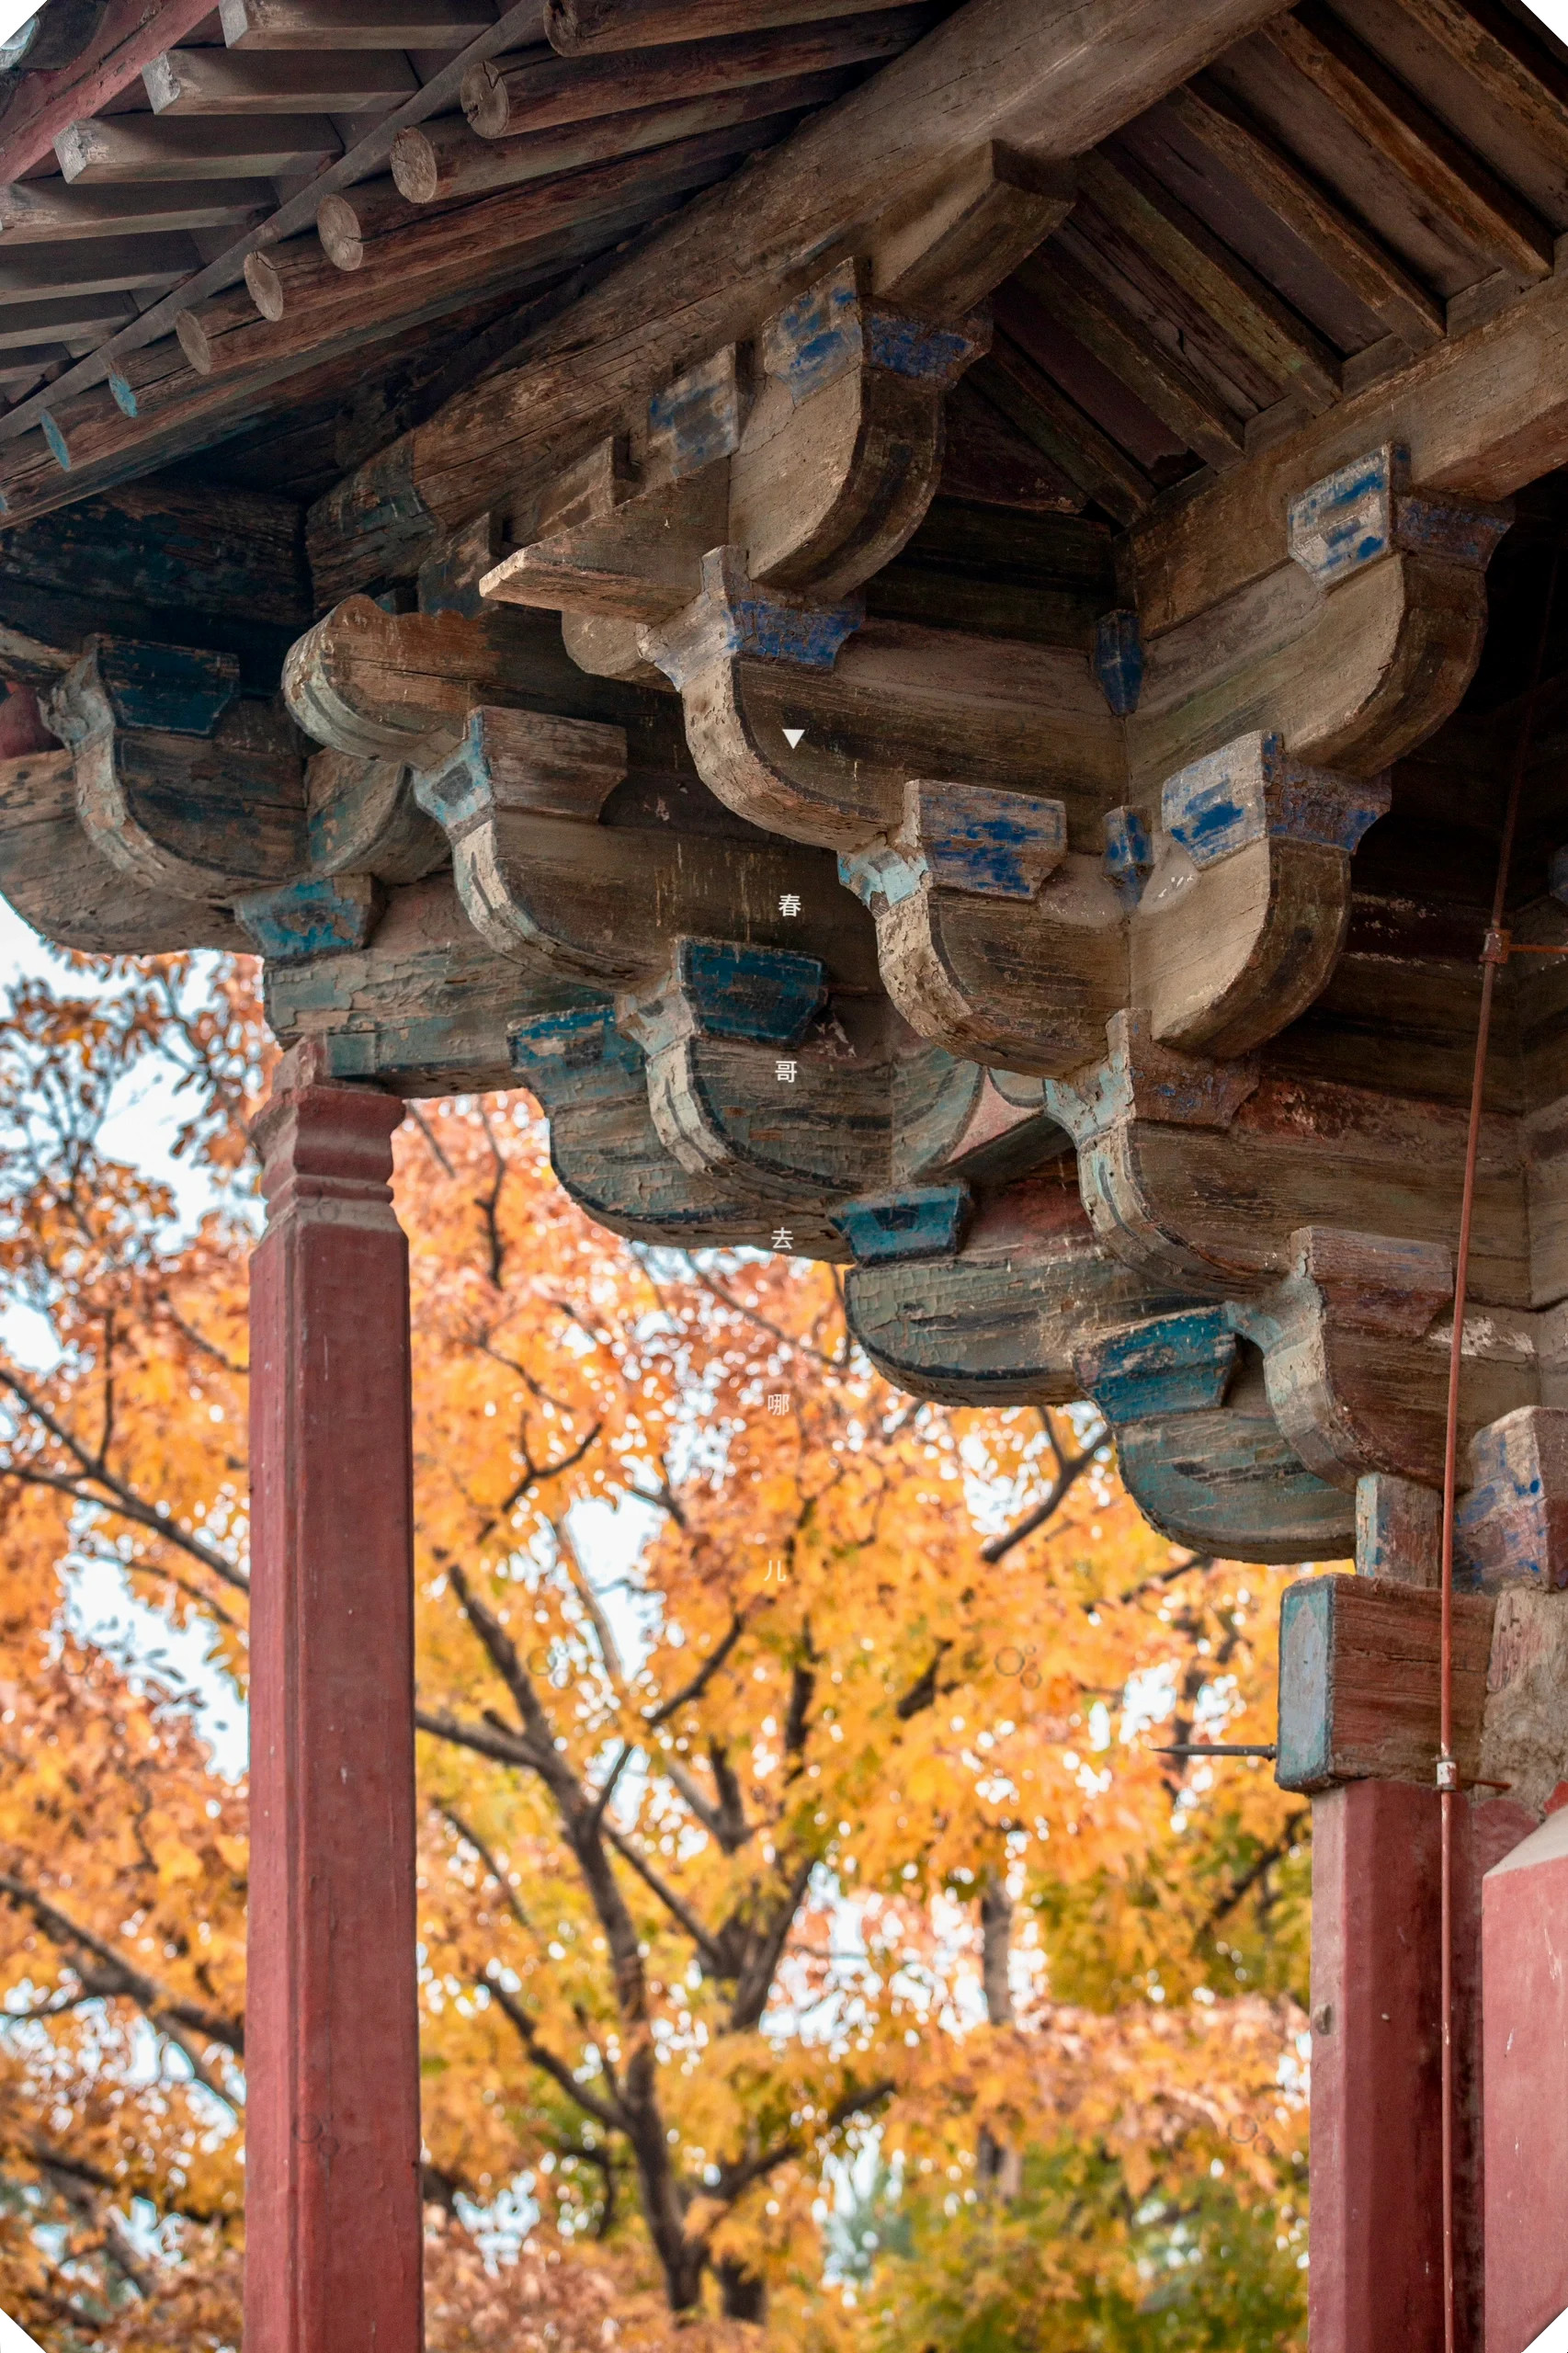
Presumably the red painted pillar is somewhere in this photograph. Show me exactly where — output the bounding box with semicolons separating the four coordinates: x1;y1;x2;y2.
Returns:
1309;1782;1535;2353
1483;1808;1568;2352
247;1040;423;2353
1310;1779;1446;2352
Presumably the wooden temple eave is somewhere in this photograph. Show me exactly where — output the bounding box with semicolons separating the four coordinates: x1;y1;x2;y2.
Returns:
13;0;1568;2340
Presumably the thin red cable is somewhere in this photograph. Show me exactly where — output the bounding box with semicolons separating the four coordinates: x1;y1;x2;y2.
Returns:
1438;540;1562;2353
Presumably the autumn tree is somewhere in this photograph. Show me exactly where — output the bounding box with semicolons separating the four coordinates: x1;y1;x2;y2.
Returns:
0;955;1312;2346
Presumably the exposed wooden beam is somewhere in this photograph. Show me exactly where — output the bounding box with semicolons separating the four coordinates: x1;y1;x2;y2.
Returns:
0;234;199;300
975;333;1155;526
392;69;853;202
1131;263;1568;635
1391;0;1568;176
308;0;1294;593
0;133;744;517
0;293;134;346
0;0;564;448
0;176;276;242
1162;77;1447;351
314;177;443;269
461;6;930;138
220;0;524;43
0;0;220;180
145;47;419;114
1080;144;1341;415
57;113;344;183
1016;244;1248;471
546;0;908;51
1260;4;1555;284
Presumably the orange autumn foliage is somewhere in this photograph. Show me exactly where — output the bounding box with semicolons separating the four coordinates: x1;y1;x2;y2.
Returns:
0;957;1312;2345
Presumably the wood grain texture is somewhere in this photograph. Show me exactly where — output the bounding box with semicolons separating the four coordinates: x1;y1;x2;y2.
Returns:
1277;1572;1494;1789
308;0;1298;587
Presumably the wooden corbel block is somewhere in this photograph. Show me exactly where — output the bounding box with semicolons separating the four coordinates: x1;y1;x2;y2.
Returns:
234;874;383;963
482;352;741;629
839;776;1127;1074
508;1002;847;1257
411;699;880;993
618;935;982;1207
728;262;986;599
1131;732;1389;1060
304;749;448;887
1076;1304;1355;1563
1235;1228;1535;1493
482;262;987;651
1047;1020;1530;1304
869;145;1076;324
842;1165;1196;1407
264;874;597;1097
282;594;578;763
1276;1573;1494;1792
1128;446;1510;790
49;636;308;904
1455;1407;1568;1592
645;548;1125;852
0;742;244;953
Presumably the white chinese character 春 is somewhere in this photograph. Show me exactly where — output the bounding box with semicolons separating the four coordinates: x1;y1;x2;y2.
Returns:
778;892;801;916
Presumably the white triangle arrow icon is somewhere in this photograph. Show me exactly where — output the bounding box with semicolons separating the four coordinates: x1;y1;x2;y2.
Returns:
782;727;805;749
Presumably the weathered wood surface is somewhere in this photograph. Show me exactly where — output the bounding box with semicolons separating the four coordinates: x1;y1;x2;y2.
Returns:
844;1163;1188;1403
410;701;879;990
1277;1572;1494;1790
546;0;908;52
1131;269;1568;639
0;0;222;180
221;0;511;45
307;0;1299;596
0;741;244;952
391;69;857;204
463;8;931;139
145;45;418;114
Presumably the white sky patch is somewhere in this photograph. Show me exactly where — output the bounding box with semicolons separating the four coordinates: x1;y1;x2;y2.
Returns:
1522;0;1568;41
0;2303;47;2353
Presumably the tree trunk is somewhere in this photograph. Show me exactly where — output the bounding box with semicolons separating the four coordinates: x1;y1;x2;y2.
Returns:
717;2257;767;2320
976;1870;1023;2201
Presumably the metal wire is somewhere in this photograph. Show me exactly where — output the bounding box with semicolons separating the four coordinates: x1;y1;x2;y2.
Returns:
1438;540;1562;2353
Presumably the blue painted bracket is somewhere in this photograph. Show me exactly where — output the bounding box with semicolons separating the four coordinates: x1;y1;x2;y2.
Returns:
1162;731;1389;866
234;873;381;962
1289;444;1513;588
647;547;864;690
674;938;825;1046
1077;1306;1237;1425
760;259;988;404
54;636;241;741
1103;805;1153;904
832;1183;972;1265
1455;1406;1568;1592
508;1003;639;1110
1094;608;1143;716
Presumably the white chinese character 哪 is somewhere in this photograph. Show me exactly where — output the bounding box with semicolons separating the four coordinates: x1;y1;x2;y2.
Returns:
771;1227;794;1251
778;892;802;917
776;1058;797;1083
767;1392;790;1415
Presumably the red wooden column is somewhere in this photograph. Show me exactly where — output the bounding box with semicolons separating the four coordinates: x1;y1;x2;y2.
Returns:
1280;1574;1532;2352
247;1040;423;2353
1483;1806;1568;2352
